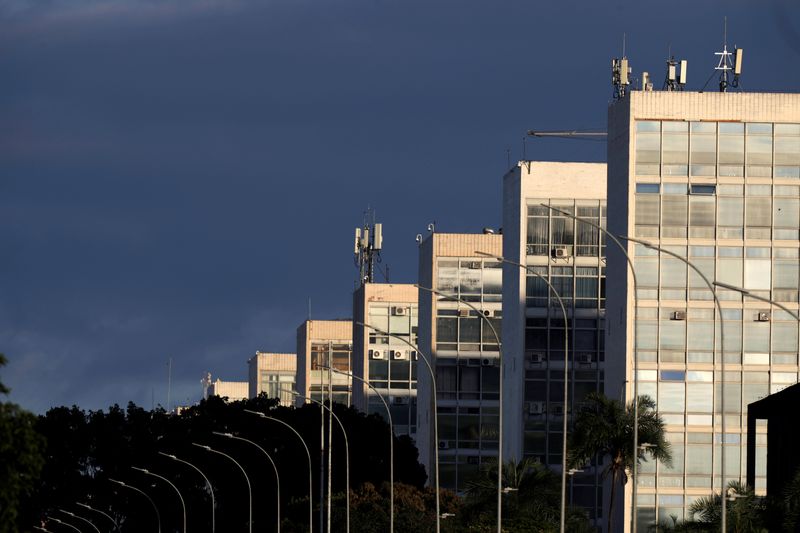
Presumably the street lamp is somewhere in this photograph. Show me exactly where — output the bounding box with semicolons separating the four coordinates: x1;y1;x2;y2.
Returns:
281;389;350;533
33;527;54;533
211;433;281;533
191;444;252;533
243;410;314;532
474;251;571;533
415;284;504;533
108;478;160;533
45;517;81;533
356;320;441;533
621;235;728;532
542;204;644;533
56;510;99;533
712;281;800;321
131;467;186;533
323;365;395;533
75;502;117;532
158;452;215;533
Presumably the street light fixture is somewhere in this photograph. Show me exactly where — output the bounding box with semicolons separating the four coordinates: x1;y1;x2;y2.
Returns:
45;517;81;533
75;502;117;532
131;467;186;533
108;478;160;533
416;284;504;533
322;365;395;533
356;320;441;533
158;452;215;533
280;389;350;533
243;410;314;532
211;433;281;533
56;510;99;533
191;444;252;533
712;281;800;321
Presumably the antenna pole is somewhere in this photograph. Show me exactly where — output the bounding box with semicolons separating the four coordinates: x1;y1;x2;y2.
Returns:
167;357;172;412
354;208;383;286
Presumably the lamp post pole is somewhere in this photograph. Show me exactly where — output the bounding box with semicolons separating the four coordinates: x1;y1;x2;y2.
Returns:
542;204;644;533
131;467;186;533
415;284;504;533
75;502;118;532
356;321;441;533
158;452;215;533
324;366;394;533
474;252;570;533
243;410;314;532
191;444;252;533
56;510;99;533
621;235;727;532
281;389;350;533
211;433;281;533
108;479;160;533
713;281;800;321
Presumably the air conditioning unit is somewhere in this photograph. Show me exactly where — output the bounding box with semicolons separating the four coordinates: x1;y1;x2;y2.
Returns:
552;404;565;416
370;350;384;360
391;350;408;360
528;401;545;415
756;312;770;322
671;311;687;321
481;358;494;367
552;246;572;258
578;353;592;364
438;440;449;450
392;306;407;316
530;352;545;364
468;261;481;269
393;396;409;405
458;309;470;318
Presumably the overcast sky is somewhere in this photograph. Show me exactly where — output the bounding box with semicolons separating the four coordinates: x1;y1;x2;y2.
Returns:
2;0;799;413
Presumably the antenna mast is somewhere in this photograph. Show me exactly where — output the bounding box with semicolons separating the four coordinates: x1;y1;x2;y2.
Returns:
715;17;743;92
611;33;631;100
354;208;383;286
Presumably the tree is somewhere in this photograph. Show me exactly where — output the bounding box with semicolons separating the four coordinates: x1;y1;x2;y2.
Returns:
686;481;767;533
569;393;671;533
0;354;45;532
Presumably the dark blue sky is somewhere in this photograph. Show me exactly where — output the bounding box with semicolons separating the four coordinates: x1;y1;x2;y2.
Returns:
2;0;799;413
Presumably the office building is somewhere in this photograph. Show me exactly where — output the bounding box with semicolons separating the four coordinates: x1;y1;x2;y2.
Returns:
205;376;248;402
502;161;607;524
296;319;353;406
247;351;297;405
606;90;800;529
417;232;503;492
352;283;419;437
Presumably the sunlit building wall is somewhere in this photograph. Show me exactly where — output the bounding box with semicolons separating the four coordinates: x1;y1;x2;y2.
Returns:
296;319;353;406
247;351;297;405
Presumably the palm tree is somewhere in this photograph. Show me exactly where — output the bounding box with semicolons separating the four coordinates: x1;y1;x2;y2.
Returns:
569;392;671;533
687;481;766;533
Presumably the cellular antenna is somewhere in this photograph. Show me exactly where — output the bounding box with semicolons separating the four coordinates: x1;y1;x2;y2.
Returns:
354;208;383;285
663;55;688;91
611;34;631;100
715;17;743;92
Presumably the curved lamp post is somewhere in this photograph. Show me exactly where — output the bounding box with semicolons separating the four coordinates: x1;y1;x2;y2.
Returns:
543;204;643;533
158;452;215;533
56;510;99;533
281;389;350;533
243;410;314;532
211;432;281;533
415;284;504;533
192;444;252;533
475;251;571;533
131;467;186;533
323;365;395;533
75;502;117;532
108;478;160;533
33;527;54;533
621;235;727;531
356;320;441;533
45;517;82;533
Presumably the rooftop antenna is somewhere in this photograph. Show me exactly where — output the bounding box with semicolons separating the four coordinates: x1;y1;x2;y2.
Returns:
611;33;631;100
715;17;743;92
663;54;688;91
354;207;383;286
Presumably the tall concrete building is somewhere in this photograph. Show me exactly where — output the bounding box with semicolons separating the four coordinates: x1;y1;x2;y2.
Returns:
247;351;297;405
296;319;353;406
606;91;800;529
352;283;419;437
502;161;607;524
417;232;503;492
